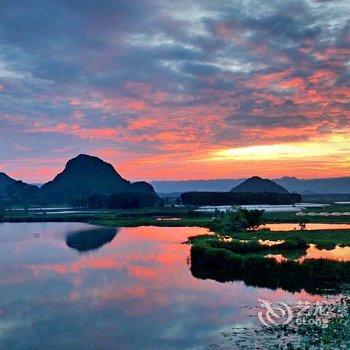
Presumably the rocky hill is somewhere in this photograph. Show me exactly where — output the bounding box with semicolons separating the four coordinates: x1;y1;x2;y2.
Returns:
41;154;158;204
231;176;289;194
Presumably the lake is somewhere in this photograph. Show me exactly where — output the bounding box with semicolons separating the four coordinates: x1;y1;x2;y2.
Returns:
0;223;339;349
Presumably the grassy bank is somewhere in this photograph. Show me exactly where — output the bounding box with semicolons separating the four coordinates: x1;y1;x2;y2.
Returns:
2;203;350;227
190;240;350;294
92;217;212;227
189;215;350;294
3;205;350;248
264;211;350;224
264;204;350;223
0;208;215;228
231;229;350;247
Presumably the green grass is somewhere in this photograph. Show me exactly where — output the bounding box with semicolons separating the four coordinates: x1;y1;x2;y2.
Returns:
92;217;213;228
188;235;308;254
264;204;350;223
0;208;215;228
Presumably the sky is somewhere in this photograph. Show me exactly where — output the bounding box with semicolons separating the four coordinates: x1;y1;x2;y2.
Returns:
0;0;349;183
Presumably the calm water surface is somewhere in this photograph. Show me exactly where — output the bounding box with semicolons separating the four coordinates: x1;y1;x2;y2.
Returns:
0;223;331;349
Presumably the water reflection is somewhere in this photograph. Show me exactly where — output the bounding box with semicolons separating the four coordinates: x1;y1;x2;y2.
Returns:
66;227;118;252
0;223;332;350
268;244;350;262
303;244;350;261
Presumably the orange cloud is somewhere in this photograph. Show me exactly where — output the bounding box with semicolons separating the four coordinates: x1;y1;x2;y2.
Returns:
128;118;157;130
26;123;119;140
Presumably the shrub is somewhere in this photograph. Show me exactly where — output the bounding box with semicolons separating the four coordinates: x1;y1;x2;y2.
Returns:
239;209;264;230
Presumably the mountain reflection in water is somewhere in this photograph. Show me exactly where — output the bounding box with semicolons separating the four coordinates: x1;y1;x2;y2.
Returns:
66;227;118;252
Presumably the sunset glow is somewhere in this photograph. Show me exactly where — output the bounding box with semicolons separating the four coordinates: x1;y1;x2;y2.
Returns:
0;0;349;182
211;133;350;161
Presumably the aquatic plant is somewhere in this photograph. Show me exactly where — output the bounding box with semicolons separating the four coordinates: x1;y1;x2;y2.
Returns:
190;241;350;294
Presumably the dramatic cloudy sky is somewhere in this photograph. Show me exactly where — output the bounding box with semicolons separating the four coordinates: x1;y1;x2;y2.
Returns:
0;0;349;182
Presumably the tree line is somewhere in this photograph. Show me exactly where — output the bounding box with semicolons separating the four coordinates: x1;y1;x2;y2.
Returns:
180;191;302;206
70;192;160;209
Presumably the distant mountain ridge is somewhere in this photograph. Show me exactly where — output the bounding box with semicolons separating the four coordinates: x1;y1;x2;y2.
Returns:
275;177;350;194
152;177;350;194
6;181;42;204
0;173;41;204
2;157;350;205
0;172;16;196
230;176;289;194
